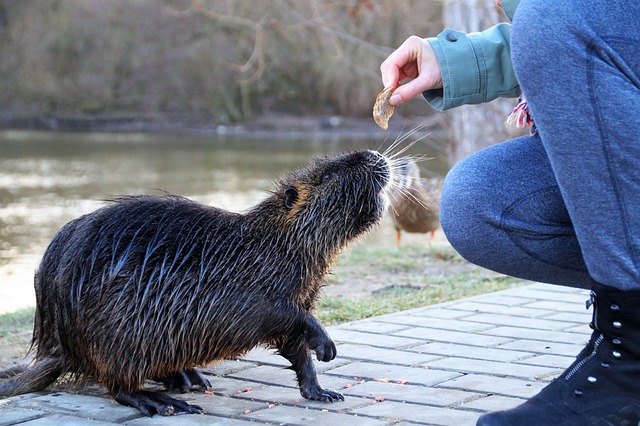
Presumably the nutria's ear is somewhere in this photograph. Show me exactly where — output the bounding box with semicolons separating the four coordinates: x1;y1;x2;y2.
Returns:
284;186;298;209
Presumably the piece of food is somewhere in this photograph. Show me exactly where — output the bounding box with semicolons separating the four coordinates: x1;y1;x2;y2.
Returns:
373;86;395;130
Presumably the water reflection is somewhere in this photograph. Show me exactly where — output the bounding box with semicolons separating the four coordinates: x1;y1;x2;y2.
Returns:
0;129;449;313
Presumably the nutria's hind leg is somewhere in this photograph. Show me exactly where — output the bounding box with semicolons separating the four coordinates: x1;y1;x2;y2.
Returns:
154;368;212;393
114;388;205;416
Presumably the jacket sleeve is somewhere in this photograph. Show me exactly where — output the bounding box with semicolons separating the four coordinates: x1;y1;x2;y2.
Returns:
422;23;521;111
500;0;520;21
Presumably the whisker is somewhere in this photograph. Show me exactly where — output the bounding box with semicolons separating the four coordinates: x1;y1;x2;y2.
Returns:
390;132;433;160
381;122;417;156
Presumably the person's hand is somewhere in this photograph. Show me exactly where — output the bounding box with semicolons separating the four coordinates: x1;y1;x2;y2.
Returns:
379;36;443;106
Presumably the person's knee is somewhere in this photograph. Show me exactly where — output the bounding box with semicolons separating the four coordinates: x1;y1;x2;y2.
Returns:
440;156;492;262
440;166;468;251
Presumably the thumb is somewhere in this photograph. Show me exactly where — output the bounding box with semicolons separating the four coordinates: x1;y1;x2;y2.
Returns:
389;76;432;106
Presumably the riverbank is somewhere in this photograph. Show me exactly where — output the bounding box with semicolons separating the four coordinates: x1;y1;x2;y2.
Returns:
0;112;443;139
0;114;446;146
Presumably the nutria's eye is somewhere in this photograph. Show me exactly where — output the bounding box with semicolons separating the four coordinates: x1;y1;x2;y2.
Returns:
284;186;298;209
322;173;333;184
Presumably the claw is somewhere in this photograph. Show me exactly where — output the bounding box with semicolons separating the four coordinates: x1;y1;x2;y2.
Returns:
300;385;344;402
114;389;205;416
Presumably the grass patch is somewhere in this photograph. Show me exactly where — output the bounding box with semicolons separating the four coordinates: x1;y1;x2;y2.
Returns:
317;274;521;325
319;242;525;325
335;244;463;270
0;307;34;340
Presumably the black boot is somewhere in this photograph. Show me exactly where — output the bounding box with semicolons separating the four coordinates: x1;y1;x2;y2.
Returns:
477;283;640;426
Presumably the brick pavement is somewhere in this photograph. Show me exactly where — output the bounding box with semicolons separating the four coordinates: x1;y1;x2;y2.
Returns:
0;283;592;426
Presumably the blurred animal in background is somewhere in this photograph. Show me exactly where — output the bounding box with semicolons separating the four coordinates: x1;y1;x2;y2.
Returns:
389;157;442;247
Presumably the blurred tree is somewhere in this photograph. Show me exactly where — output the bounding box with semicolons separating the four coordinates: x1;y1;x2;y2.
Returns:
442;0;525;164
0;0;443;122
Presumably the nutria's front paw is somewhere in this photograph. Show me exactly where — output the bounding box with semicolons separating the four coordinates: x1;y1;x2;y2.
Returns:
309;337;337;362
304;316;337;362
301;385;345;403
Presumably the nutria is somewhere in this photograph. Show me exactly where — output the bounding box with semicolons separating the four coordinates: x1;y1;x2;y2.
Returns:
0;149;396;416
389;157;441;246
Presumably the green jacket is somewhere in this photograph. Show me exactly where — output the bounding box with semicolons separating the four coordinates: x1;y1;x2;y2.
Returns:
423;0;521;110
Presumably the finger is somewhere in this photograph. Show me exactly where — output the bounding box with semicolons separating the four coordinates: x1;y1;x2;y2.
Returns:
390;75;433;106
380;35;423;88
380;57;400;89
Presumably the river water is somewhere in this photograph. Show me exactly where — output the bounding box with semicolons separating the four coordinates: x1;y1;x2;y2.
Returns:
0;129;448;314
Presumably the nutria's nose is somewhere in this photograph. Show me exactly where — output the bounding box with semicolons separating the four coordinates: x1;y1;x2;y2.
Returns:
365;150;391;187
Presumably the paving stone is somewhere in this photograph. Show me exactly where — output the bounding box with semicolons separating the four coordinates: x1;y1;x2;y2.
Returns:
377;315;492;333
457;394;526;412
227;365;314;388
403;307;472;320
438;374;547;399
238;346;279;361
564;324;593;334
338;320;413;334
502;288;589;304
227;365;346;395
242;404;390;425
446;301;557;319
525;300;590;314
173;392;270;418
0;406;45;426
197;375;269;397
341;380;480;407
232;383;367;410
317;359;357;375
525;283;586;293
393;327;512;347
463;313;578;331
515;354;575;369
202;358;259;374
425;356;561;380
467;294;533;307
410;341;533;362
324;362;461;387
226;365;351;399
543;312;592;324
496;339;585;357
13;392;138;424
337;343;441;366
481;326;590;345
352;401;480;426
124;413;250;425
18;413;117;426
328;329;423;348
